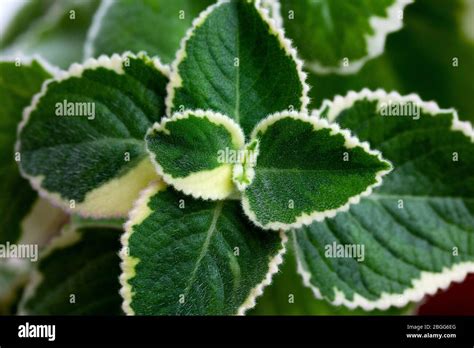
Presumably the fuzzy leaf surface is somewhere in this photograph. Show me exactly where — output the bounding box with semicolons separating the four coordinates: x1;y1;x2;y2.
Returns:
18;53;168;217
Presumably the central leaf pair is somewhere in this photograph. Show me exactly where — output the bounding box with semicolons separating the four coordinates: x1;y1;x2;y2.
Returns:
146;109;392;230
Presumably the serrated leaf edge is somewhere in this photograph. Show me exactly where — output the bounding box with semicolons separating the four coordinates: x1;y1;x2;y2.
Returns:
258;0;284;28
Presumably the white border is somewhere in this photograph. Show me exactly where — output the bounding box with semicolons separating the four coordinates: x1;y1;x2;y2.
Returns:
296;89;474;310
0;54;61;77
146;109;245;200
119;181;166;315
15;51;170;218
302;0;414;75
242;110;392;231
119;181;288;316
258;0;283;29
165;0;310;117
318;88;474;142
83;0;114;60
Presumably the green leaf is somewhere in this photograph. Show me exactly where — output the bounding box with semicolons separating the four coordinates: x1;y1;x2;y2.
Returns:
17;52;169;218
1;0;100;69
120;181;286;315
249;242;415;315
385;0;474;123
242;112;392;231
1;0;56;47
0;58;52;244
85;0;214;63
167;0;309;135
146;110;245;200
19;224;123;315
295;90;474;310
278;0;413;74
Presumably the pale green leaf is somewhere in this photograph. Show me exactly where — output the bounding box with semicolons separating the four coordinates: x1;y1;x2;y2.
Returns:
146;110;245;200
120;181;286;315
85;0;214;63
242;112;392;231
1;0;100;69
295;90;474;310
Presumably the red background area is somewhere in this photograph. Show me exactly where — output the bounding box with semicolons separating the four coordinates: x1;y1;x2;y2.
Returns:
417;273;474;315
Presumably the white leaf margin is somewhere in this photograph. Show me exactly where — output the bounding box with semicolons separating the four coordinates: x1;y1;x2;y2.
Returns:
119;181;165;316
15;51;170;218
318;88;474;142
258;0;283;28
165;0;310;117
83;0;114;60
241;110;393;231
146;109;245;201
294;88;474;311
271;0;414;75
119;180;288;315
0;54;61;77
